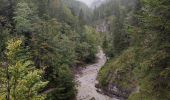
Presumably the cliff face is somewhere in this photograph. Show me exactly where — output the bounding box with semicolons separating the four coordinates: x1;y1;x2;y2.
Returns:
95;20;109;33
97;49;138;99
94;17;112;33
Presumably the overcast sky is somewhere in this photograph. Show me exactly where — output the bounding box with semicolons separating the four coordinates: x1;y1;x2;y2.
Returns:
76;0;95;6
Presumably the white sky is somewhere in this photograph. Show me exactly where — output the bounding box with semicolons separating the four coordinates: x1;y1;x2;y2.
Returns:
76;0;95;6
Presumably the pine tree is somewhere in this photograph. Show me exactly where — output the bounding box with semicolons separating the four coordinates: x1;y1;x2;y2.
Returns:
13;1;33;33
129;0;170;99
0;38;48;100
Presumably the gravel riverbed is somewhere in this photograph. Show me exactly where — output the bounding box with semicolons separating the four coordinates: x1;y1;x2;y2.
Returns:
75;50;119;100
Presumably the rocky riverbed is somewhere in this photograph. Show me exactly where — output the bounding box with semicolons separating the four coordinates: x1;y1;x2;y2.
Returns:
75;50;119;100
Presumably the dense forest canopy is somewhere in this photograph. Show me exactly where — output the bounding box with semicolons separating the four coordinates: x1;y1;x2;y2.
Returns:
0;0;169;100
0;0;100;100
96;0;170;100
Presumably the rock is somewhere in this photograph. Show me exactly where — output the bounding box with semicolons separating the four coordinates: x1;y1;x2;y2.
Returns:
90;97;96;100
96;88;102;94
95;83;100;88
107;84;131;98
76;50;115;100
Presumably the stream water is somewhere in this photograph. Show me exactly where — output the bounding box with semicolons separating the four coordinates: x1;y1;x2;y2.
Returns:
75;50;119;100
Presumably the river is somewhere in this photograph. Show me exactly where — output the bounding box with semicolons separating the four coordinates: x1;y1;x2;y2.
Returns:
75;50;119;100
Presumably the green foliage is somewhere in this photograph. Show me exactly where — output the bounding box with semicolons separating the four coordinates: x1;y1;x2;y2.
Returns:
129;0;170;99
30;19;77;100
0;0;125;100
128;92;151;100
47;65;76;100
76;26;100;63
13;1;33;33
98;59;112;87
62;0;93;24
98;0;170;99
30;13;99;100
98;48;137;93
0;16;10;58
96;0;132;57
0;38;48;100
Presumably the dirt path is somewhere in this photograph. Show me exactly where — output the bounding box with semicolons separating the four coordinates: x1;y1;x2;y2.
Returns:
75;50;119;100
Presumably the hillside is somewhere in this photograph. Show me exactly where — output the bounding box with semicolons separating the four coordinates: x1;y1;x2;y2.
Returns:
0;0;170;100
62;0;93;23
95;0;170;100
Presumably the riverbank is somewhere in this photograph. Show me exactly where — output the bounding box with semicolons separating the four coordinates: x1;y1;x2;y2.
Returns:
75;50;119;100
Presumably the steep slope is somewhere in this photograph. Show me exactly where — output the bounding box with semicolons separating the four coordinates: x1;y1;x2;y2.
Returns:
62;0;93;22
93;0;139;99
96;0;170;100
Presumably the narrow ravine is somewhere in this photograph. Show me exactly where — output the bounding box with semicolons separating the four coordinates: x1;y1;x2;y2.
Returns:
75;49;119;100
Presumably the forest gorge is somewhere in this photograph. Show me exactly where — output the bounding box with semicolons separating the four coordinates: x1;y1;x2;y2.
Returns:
0;0;170;100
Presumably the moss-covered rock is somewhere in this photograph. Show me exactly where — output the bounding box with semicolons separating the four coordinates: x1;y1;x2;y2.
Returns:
98;48;138;98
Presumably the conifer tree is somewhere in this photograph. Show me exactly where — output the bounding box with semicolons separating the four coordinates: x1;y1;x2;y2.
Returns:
0;38;48;100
